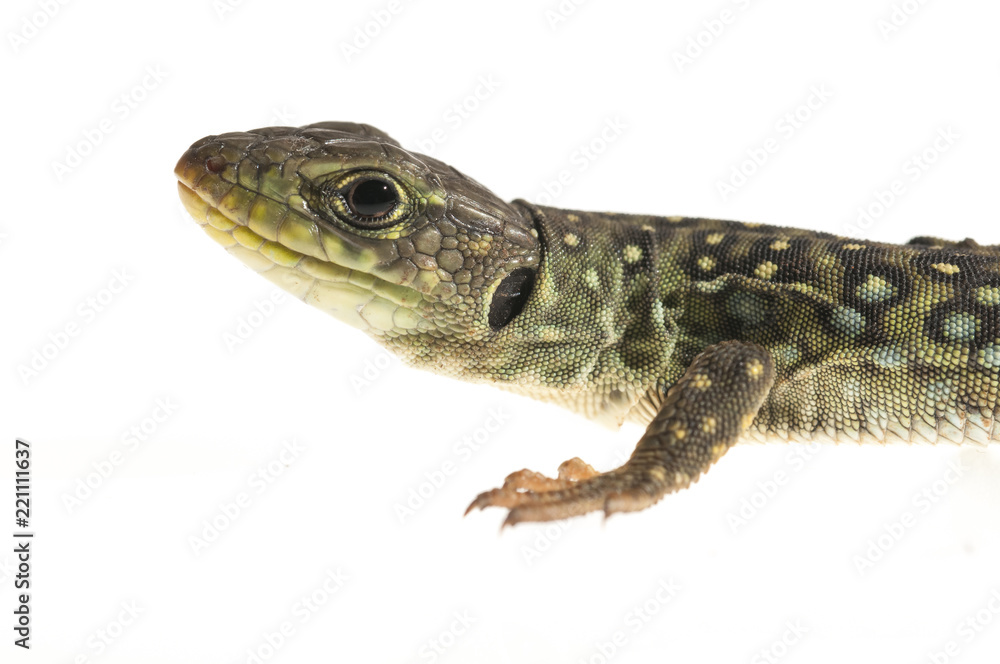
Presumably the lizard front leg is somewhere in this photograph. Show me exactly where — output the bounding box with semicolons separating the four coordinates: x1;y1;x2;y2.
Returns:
466;341;776;526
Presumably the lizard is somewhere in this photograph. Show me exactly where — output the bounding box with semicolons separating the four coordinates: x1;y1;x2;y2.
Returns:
175;121;1000;527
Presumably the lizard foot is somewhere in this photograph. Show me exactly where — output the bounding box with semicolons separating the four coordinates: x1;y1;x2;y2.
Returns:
465;458;676;526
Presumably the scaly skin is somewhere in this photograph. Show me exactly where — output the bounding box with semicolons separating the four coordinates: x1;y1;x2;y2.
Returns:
176;122;1000;526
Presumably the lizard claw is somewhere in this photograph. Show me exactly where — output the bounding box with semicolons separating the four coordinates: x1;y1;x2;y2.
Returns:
464;458;653;526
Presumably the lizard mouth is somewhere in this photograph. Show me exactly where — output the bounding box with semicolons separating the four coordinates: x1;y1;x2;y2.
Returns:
174;143;430;335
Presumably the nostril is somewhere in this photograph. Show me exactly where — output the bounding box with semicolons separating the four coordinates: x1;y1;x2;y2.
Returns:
205;155;226;173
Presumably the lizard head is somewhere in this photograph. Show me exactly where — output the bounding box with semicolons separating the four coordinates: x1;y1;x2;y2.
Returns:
175;122;541;375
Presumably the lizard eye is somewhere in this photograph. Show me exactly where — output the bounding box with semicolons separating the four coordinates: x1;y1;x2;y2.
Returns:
347;178;398;220
489;268;535;330
306;170;413;230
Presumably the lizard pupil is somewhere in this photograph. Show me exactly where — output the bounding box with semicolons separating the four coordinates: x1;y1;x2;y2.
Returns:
347;179;397;219
489;268;535;330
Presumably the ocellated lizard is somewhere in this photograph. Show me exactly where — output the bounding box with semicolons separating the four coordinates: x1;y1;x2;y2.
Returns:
175;122;998;526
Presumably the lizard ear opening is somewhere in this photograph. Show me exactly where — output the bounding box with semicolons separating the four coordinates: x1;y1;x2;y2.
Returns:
488;268;535;330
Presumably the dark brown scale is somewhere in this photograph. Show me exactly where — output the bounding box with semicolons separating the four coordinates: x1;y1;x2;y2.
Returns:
911;250;998;284
744;237;817;284
841;263;912;308
674;230;736;280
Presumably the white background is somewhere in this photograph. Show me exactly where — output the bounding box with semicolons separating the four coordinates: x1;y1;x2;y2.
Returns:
3;0;1000;662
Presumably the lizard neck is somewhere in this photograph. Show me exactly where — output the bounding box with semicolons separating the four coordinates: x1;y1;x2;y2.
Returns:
482;201;677;426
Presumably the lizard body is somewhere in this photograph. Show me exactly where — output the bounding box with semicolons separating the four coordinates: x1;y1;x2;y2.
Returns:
175;122;999;524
